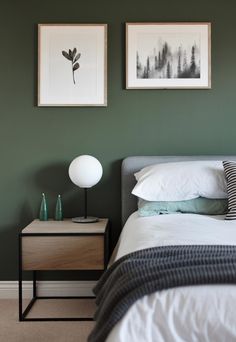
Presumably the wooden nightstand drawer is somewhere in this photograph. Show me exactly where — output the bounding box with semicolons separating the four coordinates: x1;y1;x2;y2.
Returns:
22;235;104;270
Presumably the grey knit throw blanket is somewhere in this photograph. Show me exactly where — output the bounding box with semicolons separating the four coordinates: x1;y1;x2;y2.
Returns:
88;245;236;342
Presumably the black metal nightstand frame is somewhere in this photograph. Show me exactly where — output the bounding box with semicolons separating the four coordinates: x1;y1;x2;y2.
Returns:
18;223;110;321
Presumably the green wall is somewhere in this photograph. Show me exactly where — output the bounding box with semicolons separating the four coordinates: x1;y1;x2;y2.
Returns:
0;0;236;280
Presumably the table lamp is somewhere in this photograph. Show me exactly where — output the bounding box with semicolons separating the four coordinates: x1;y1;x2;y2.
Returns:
68;155;103;223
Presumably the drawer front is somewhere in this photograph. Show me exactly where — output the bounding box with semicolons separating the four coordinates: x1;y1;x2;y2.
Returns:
22;236;104;270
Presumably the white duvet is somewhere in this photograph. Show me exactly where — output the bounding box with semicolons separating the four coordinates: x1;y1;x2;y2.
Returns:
106;213;236;342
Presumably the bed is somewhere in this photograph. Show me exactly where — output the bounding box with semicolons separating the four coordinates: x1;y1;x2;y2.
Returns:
89;156;236;342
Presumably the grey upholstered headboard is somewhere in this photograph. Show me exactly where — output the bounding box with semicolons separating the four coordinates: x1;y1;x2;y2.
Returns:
121;155;236;226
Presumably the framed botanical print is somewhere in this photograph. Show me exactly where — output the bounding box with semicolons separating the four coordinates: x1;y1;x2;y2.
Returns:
126;23;211;89
38;24;107;106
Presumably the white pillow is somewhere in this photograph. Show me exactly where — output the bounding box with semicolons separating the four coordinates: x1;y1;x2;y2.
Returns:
132;161;227;201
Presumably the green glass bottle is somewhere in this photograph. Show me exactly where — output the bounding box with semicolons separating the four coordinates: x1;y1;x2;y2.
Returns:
55;194;63;221
39;193;48;221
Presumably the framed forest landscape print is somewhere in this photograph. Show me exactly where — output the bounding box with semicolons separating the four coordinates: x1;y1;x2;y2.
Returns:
126;23;211;89
38;24;107;106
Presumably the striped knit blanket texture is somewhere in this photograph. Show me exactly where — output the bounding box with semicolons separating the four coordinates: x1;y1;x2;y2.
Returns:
88;245;236;342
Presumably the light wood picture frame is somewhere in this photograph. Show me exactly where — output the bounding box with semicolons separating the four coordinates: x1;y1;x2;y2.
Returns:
38;24;107;106
126;22;211;89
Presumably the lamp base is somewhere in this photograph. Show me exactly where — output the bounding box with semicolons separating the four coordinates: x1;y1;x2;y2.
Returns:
72;216;99;224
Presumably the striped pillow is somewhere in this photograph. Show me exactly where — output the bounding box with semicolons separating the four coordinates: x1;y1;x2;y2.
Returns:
223;161;236;220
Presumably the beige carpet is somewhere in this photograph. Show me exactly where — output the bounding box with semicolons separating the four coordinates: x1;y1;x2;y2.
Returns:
0;299;95;342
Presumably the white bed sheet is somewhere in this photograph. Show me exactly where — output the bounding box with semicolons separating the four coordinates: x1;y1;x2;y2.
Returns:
107;212;236;342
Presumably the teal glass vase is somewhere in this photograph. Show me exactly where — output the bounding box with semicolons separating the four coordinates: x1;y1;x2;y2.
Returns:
55;194;63;221
39;193;48;221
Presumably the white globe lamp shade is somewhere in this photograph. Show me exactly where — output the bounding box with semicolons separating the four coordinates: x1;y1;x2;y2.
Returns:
69;155;103;188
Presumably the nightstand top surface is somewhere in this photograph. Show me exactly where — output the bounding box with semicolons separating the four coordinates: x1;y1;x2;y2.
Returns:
21;218;108;234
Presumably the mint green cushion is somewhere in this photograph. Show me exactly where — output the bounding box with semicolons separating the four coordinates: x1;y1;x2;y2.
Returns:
138;197;228;217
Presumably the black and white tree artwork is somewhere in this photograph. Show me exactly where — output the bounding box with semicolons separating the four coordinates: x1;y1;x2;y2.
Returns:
136;34;201;79
62;48;81;84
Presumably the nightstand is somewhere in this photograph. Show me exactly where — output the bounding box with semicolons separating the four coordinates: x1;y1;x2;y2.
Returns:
18;218;109;321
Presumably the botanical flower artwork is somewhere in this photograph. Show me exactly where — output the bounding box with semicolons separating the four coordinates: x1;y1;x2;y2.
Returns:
38;24;107;106
136;34;201;79
62;48;81;84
